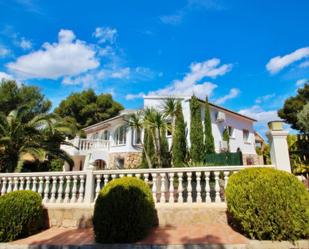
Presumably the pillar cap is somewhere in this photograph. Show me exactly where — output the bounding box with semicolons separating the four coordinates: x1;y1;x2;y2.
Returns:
268;120;284;131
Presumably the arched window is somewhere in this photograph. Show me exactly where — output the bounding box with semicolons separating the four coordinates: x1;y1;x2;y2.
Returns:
134;128;142;144
101;130;110;140
114;125;127;145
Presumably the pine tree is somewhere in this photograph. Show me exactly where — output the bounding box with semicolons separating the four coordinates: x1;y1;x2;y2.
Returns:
190;95;204;163
204;96;215;154
172;102;187;167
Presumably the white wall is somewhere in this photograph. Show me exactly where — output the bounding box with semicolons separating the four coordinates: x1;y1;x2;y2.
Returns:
144;96;256;155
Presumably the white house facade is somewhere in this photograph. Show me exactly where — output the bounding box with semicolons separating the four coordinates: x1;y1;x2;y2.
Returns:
61;95;262;171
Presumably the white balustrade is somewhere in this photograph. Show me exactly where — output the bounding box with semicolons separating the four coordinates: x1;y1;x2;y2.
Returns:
0;165;274;205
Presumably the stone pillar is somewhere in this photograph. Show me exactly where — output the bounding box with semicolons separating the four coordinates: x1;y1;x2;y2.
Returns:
83;156;95;203
266;121;291;172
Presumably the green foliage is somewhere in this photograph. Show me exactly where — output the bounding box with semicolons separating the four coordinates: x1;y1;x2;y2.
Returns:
190;96;204;163
288;134;309;175
256;144;271;165
140;129;156;168
93;177;156;243
0;107;74;172
297;102;309;132
172;102;187;167
278;83;309;131
0;79;51;119
55;89;123;129
204;97;215;154
0;190;43;242
226;168;309;241
160;126;171;167
205;152;242;166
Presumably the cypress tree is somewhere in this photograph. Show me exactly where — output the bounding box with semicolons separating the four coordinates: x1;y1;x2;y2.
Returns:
190;95;204;163
204;96;215;154
172;102;187;167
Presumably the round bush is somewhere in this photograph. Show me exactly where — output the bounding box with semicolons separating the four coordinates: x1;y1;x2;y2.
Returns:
225;168;309;241
93;177;156;243
0;190;43;242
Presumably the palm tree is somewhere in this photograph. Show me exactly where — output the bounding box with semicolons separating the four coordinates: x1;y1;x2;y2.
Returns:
143;108;167;168
162;98;179;150
127;111;153;168
0;107;75;172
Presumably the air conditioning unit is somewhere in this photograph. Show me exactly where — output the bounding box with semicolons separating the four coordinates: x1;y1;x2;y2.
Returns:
216;111;226;123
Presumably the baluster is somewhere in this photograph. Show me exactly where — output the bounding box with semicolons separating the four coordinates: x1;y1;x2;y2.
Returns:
152;173;157;203
144;173;149;185
78;175;85;202
119;173;124;178
38;177;44;198
168;173;174;203
64;176;71;203
111;174;117;180
95;175;102;199
135;173;141;180
20;177;25;190
50;176;57;203
103;174;109;186
205;172;211;203
57;176;64;203
187;172;192;203
71;175;78;203
196;172;202;203
1;178;7;195
177;173;183;203
13;177;18;191
160;173;166;203
43;176;51;202
127;173;133;177
25;177;31;190
214;171;221;203
7;177;12;193
31;177;37;192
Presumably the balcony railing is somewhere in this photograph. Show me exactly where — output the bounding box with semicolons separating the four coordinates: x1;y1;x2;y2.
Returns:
66;138;110;152
0;165;274;205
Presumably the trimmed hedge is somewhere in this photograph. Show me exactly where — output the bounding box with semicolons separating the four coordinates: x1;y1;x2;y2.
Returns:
93;177;156;243
0;190;43;242
225;168;309;241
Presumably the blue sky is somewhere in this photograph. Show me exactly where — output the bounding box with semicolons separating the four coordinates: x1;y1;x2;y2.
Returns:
0;0;308;134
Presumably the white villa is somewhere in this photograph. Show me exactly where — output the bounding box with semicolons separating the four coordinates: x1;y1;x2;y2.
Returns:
61;96;262;171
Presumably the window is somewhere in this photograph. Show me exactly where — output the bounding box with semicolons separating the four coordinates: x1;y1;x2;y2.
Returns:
91;132;99;139
114;125;127;145
134;128;142;144
101;130;110;140
243;129;249;143
228;126;234;138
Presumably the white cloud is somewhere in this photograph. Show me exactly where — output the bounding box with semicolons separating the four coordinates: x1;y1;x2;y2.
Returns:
215;88;240;104
0;44;10;57
299;60;309;68
255;93;276;104
296;78;308;87
19;37;32;50
126;92;145;100
62;67;130;87
93;27;117;44
239;105;280;124
160;11;185;25
0;71;14;81
266;47;309;74
126;58;232;100
7;29;99;80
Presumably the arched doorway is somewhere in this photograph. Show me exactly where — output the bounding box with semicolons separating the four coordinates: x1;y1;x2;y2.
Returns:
95;159;106;170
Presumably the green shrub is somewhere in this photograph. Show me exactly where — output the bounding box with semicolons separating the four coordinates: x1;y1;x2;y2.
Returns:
0;190;43;242
93;177;156;243
225;168;309;241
